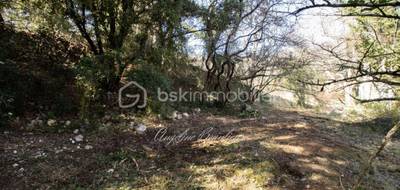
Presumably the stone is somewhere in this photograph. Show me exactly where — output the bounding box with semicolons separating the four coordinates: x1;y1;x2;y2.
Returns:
47;119;56;126
171;111;178;119
74;134;84;142
73;129;79;134
65;120;71;126
182;113;189;118
135;124;147;134
84;145;93;150
193;108;201;113
176;114;182;120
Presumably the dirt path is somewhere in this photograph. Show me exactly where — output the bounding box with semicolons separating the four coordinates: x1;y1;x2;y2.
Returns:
1;109;399;189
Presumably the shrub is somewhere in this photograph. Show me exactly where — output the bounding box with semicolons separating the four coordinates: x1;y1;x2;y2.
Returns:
126;64;172;114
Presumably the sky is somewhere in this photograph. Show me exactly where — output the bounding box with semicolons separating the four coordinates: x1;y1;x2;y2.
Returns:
185;3;354;58
295;8;352;46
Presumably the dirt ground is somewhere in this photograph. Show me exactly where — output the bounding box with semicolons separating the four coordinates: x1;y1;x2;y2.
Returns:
1;108;399;190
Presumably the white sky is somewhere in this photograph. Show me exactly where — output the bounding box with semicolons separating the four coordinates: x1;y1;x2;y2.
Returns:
295;8;352;46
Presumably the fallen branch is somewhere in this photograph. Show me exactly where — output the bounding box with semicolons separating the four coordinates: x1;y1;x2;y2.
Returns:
353;121;400;189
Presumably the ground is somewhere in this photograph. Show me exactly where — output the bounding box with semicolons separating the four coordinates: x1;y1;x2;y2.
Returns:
1;108;399;190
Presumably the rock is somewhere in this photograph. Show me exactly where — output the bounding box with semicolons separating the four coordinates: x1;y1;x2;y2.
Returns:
245;104;253;111
107;169;114;173
13;150;17;154
193;108;201;113
135;124;147;134
65;120;71;126
171;111;178;119
13;163;19;167
73;134;84;142
73;129;79;134
84;145;93;150
182;112;189;118
55;149;63;154
4;131;9;135
47;119;56;126
176;114;182;120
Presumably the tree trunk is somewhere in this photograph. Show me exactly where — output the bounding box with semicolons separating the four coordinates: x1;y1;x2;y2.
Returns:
0;12;4;25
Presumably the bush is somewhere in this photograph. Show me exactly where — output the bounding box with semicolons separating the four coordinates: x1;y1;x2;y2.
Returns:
126;64;171;97
126;64;172;115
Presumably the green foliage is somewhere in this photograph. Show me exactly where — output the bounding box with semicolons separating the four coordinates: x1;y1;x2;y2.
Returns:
286;67;320;107
126;65;171;97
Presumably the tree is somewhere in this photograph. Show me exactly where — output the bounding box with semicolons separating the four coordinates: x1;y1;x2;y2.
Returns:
197;0;295;106
295;1;400;188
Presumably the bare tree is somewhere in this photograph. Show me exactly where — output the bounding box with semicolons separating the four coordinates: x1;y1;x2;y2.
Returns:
294;1;400;188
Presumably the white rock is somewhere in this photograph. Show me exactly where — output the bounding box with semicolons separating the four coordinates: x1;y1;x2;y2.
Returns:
13;150;17;154
84;145;93;150
182;113;189;118
176;114;182;120
171;111;178;119
13;163;19;167
47;119;56;126
73;129;79;134
135;124;147;134
77;146;81;149
193;108;201;113
73;134;84;142
65;120;71;126
107;169;114;173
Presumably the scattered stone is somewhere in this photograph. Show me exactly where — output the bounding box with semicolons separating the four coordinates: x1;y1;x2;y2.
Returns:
176;114;182;120
107;169;114;173
135;124;147;135
18;168;24;173
182;112;190;118
13;150;17;154
73;134;84;142
245;104;253;112
73;129;79;134
55;149;63;154
77;145;81;149
4;131;9;135
65;120;71;126
306;184;310;189
47;119;56;126
39;139;43;143
13;163;19;168
84;145;93;150
171;111;178;119
193;108;201;113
